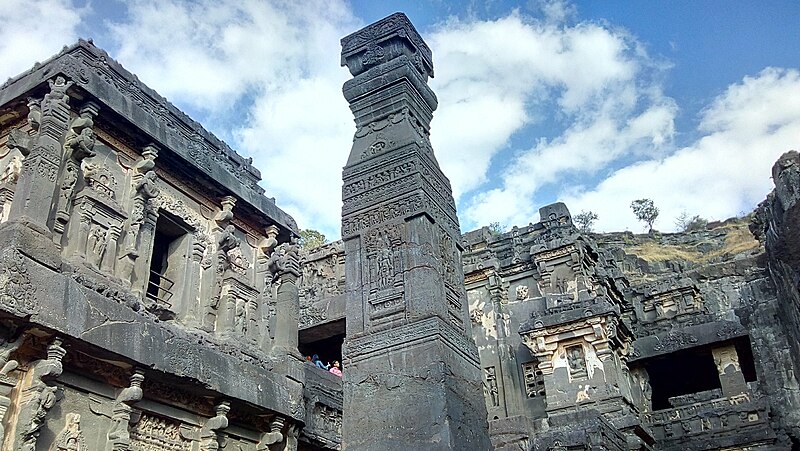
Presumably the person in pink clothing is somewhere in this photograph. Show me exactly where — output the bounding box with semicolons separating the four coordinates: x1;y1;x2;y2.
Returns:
329;360;342;377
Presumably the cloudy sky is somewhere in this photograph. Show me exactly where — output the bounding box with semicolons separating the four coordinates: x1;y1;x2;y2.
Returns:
2;0;798;238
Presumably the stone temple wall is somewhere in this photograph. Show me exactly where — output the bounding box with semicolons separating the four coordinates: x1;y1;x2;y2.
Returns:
298;196;800;450
0;39;310;451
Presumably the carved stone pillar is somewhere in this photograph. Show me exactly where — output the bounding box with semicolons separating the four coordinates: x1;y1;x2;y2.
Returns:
120;145;160;289
0;184;13;223
101;224;122;273
486;271;514;417
0;78;73;269
106;370;144;451
339;14;490;450
131;209;158;297
8;77;72;231
198;401;229;451
268;242;301;356
53;101;100;246
713;345;748;397
0;334;24;446
14;336;66;451
184;239;207;326
217;280;238;336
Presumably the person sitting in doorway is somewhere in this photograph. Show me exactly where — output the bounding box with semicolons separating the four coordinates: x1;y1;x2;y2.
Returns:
312;354;329;370
329;360;342;377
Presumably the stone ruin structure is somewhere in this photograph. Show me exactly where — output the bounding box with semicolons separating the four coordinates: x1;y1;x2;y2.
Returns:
0;11;797;451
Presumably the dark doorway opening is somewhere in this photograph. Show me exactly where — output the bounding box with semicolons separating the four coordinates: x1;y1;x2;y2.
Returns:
299;318;346;370
646;347;721;410
147;211;189;307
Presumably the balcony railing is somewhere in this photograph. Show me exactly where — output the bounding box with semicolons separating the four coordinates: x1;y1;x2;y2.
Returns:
146;270;174;309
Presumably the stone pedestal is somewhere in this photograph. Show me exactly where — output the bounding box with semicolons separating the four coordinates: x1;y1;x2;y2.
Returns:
339;14;490;450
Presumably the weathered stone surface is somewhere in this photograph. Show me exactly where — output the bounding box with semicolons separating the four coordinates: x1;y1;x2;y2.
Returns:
0;33;304;451
339;13;490;451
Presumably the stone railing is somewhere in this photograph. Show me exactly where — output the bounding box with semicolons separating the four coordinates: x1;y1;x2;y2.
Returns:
642;392;772;444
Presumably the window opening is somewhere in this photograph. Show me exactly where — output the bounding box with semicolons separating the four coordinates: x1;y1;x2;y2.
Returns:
146;212;189;309
646;347;721;410
522;361;545;398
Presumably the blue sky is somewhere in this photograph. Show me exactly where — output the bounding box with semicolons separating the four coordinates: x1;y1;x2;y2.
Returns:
1;0;798;239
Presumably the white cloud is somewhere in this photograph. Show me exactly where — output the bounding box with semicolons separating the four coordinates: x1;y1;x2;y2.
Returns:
563;68;800;232
105;0;360;238
0;0;87;81
1;2;792;241
429;12;676;229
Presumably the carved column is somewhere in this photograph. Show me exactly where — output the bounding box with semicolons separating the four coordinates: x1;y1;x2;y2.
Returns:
121;145;160;291
198;401;229;451
131;209;158;297
269;242;301;355
339;14;490;450
206;197;240;332
8;77;72;232
184;238;207;326
216;283;237;336
713;345;748;397
486;272;513;417
53;101;100;246
0;335;24;446
14;336;66;451
101;224;122;273
106;370;144;451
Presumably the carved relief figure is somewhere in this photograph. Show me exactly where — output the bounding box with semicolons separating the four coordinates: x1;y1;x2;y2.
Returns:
129;413;192;450
52;413;87;451
87;223;108;268
566;345;587;378
234;297;247;335
515;285;529;300
484;367;499;407
123;170;160;251
55;102;99;236
217;225;240;274
376;232;393;289
83;163;118;200
16;337;66;451
0;155;23;185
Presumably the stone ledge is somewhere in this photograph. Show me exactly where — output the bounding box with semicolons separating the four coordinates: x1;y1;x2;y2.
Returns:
0;249;303;421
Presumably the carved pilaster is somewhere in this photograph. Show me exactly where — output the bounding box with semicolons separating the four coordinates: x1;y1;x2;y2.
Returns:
121;145;160;289
106;370;144;451
9;77;73;231
269;241;301;355
0;334;25;446
130;209;158;297
53;101;100;246
198;401;229;451
101;224;122;273
0;184;14;223
14;336;66;451
183;238;207;326
713;345;748;397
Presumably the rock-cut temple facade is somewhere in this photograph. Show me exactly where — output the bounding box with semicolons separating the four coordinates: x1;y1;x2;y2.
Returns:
0;11;797;451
